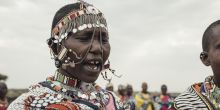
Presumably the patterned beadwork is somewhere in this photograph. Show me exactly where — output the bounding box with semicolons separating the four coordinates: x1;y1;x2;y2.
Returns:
51;2;108;44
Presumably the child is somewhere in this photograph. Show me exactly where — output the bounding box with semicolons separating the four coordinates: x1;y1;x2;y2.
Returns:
171;20;220;110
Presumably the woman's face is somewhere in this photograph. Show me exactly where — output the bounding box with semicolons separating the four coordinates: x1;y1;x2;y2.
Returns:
63;27;110;83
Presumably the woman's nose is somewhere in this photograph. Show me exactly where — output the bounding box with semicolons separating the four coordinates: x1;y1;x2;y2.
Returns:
89;40;102;54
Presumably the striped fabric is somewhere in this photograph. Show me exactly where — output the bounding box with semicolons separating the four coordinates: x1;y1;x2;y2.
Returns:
173;85;213;110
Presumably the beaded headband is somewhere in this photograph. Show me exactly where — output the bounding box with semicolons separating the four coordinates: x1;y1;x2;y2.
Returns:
51;1;108;44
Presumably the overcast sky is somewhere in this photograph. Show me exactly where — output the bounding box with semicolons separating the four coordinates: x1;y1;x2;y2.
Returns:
0;0;220;92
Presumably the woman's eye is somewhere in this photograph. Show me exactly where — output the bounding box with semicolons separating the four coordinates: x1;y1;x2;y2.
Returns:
76;36;90;41
215;43;220;49
101;33;109;43
102;37;109;43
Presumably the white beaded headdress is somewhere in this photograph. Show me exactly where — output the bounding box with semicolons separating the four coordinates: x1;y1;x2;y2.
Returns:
47;1;108;68
51;1;108;44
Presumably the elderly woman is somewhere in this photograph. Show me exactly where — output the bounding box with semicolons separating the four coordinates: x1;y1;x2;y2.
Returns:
8;1;129;110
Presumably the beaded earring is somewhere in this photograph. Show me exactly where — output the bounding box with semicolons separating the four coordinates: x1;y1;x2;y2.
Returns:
55;58;62;68
101;60;122;83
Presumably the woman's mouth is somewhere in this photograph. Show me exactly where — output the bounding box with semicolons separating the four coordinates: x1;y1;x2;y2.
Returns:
84;59;102;73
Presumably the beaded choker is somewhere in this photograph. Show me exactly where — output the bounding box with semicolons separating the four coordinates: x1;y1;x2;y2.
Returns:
54;71;79;87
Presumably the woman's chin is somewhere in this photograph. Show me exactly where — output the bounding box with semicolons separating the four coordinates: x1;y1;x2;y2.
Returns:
80;75;99;83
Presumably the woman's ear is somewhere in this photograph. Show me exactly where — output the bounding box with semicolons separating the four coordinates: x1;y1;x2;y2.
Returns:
200;52;210;66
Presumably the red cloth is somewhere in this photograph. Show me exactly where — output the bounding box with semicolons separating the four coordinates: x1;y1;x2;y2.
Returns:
0;103;7;110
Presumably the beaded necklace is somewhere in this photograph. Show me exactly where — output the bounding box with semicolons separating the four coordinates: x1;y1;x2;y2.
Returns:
41;71;110;109
202;76;220;109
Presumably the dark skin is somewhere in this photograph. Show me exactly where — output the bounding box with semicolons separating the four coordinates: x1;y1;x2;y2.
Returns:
106;86;113;92
118;88;126;96
161;85;167;95
142;82;148;93
201;25;220;87
59;27;110;83
126;85;133;96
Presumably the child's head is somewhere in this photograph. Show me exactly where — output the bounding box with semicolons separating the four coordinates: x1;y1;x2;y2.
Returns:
201;20;220;84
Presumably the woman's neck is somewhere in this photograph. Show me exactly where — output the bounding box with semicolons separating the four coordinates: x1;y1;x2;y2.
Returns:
58;68;74;78
54;69;94;92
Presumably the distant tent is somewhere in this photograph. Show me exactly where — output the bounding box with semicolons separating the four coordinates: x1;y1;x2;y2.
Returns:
0;73;7;81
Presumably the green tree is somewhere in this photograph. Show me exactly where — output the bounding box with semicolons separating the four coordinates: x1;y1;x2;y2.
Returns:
0;73;7;81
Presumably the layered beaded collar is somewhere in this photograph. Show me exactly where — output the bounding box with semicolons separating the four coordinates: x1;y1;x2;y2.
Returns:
36;71;110;109
54;70;79;87
52;70;95;92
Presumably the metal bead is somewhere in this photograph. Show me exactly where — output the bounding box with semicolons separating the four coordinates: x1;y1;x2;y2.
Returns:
64;33;68;37
78;92;82;97
49;96;54;100
100;24;104;27
57;94;62;99
81;94;88;99
88;24;92;28
96;21;100;25
45;99;50;102
32;100;38;104
51;84;55;87
38;100;44;104
61;34;65;39
36;104;42;108
35;97;40;100
62;88;67;92
90;93;96;100
53;40;58;43
30;103;36;107
83;24;87;29
55;100;61;103
78;26;83;31
50;100;55;104
54;35;59;39
43;103;48;107
73;28;77;33
53;98;58;101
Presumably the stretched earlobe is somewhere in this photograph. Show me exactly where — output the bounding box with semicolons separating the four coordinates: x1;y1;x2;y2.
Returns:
200;52;210;66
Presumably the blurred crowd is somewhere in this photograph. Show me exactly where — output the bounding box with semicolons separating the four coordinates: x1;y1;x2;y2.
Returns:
105;82;174;110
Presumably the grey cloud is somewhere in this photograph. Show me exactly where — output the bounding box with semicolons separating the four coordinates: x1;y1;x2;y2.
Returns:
0;0;17;7
1;0;219;92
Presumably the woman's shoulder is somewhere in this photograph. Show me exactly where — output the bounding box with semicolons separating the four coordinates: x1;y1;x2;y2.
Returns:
8;82;57;110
